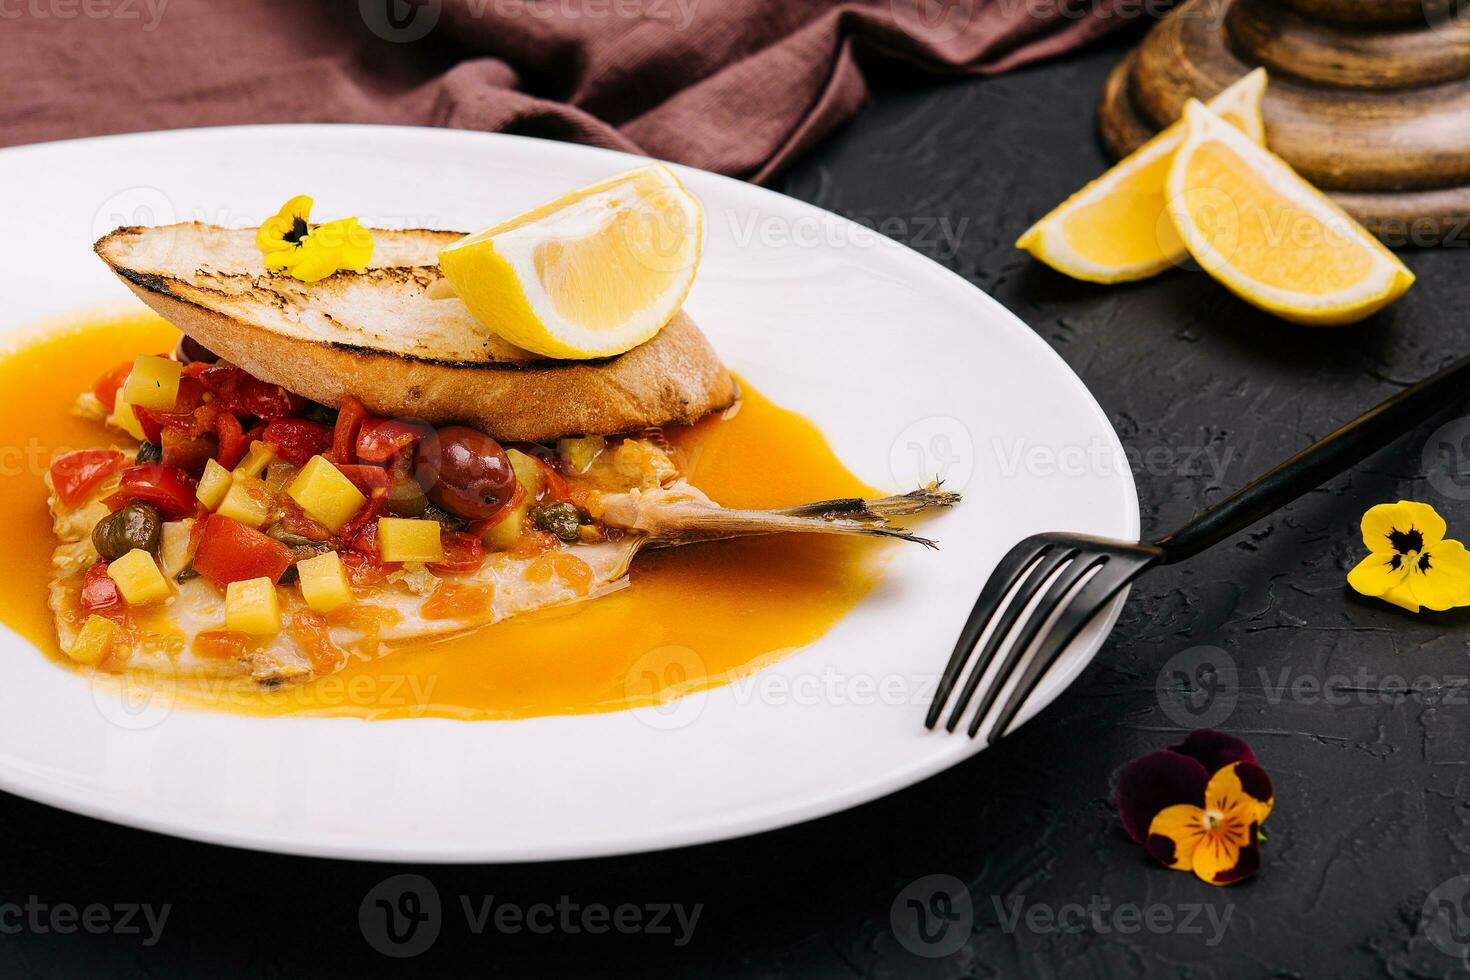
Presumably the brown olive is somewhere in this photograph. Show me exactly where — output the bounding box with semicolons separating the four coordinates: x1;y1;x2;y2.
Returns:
414;426;518;521
175;335;218;365
92;502;162;560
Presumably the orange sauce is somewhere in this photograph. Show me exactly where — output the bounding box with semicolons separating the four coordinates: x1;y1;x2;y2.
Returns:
0;312;888;720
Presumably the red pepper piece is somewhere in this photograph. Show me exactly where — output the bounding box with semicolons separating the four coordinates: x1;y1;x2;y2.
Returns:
50;449;126;507
190;515;293;587
102;464;199;520
329;396;370;465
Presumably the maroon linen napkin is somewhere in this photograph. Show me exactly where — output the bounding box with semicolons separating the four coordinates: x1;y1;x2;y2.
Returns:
2;0;1137;181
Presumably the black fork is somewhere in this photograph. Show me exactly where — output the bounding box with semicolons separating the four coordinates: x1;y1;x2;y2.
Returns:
927;353;1470;744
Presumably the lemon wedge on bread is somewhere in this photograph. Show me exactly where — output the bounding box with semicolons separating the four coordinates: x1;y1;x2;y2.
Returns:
436;163;703;359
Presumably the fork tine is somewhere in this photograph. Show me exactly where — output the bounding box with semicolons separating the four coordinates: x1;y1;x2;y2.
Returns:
942;545;1076;732
924;538;1052;728
964;552;1107;737
980;561;1137;745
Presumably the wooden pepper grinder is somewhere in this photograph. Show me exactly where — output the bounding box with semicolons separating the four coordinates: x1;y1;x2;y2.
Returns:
1098;0;1470;244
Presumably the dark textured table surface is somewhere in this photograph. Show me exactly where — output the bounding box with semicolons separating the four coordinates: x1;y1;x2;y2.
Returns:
6;31;1470;980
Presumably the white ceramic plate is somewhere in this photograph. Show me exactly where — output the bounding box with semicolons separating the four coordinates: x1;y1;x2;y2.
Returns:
0;126;1137;862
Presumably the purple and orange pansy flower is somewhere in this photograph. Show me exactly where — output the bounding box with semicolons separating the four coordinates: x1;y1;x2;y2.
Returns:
1116;729;1274;886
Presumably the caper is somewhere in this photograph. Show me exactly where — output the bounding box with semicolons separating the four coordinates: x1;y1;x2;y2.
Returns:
135;442;163;465
301;401;338;426
532;501;584;543
423;503;468;531
266;525;325;549
91;502;162;560
386;468;429;518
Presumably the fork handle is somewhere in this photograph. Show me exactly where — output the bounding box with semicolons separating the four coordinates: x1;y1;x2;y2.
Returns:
1153;354;1470;564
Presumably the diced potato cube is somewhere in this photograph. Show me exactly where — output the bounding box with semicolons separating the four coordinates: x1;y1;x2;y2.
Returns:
158;519;196;579
106;387;147;441
216;480;271;529
557;435;606;475
287;456;366;533
506;448;545;498
67;614;122;666
233;441;276;480
196;459;232;510
481;503;527;552
296;551;353;613
378;518;444;562
106;548;171;605
121;355;182;411
224;577;281;635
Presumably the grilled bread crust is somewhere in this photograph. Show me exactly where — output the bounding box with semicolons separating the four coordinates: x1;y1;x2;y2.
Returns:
95;224;735;442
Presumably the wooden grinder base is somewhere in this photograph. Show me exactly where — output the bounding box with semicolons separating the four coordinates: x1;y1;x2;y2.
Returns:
1098;0;1470;244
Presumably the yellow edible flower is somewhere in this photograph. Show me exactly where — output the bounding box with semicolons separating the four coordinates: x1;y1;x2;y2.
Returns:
1147;762;1274;886
255;195;374;283
1347;500;1470;612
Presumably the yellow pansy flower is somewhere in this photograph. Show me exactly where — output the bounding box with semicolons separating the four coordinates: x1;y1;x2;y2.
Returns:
1346;501;1470;612
255;195;374;283
1146;761;1274;886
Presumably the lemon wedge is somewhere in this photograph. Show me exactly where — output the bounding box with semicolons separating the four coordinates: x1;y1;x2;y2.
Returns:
437;163;703;359
1166;100;1415;325
1016;68;1267;283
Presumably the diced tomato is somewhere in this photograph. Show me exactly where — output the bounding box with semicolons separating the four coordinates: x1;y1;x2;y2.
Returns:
337;463;392;496
289;610;348;674
340;549;389;588
50;449;126;507
344;508;383;556
536;457;573;503
191;515;293;586
160;429;217;477
278;498;335;543
92;361;134;413
132;375;209;441
430;530;486;573
194;630;252;660
355;419;426;464
262;418;333;465
103;464;199;519
214;411;249;469
329;396;369;464
81;561;123;616
199;365;303;419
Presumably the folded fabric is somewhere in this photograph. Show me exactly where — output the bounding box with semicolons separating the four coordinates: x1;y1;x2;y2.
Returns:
3;0;1138;180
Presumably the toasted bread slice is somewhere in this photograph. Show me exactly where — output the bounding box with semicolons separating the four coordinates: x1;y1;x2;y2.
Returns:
94;224;736;443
